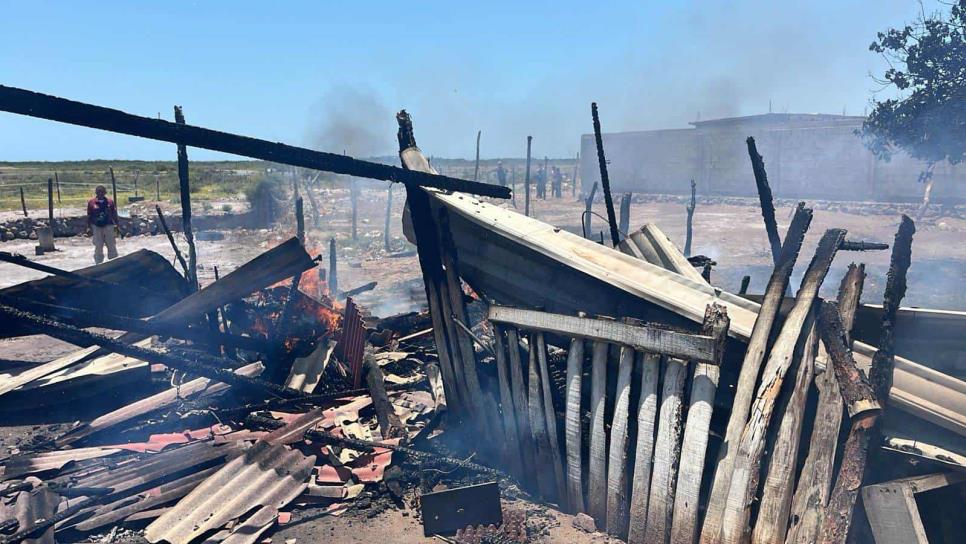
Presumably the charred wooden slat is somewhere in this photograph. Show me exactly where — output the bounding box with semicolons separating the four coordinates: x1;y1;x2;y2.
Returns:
591;102;620;247
839;240;889;252
506;327;539;479
644;356;688;544
564;336;587;513
363;354;405;440
747;136;782;264
536;332;568;510
0;85;510;199
605;345;635;537
627;352;661;544
493;325;524;478
527;332;557;500
670;304;729;544
587;340;610;525
487;306;723;364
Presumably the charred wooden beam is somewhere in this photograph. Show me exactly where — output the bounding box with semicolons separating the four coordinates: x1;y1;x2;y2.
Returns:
0;85;509;199
493;325;525;478
839;240;889;252
155;205;190;280
174;105;198;290
746;136;782;265
591;102;620;247
487;306;724;364
0;303;297;398
363;354;406;439
816;301;881;544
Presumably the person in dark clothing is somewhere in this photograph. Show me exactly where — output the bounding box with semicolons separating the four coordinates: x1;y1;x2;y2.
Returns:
535;166;547;199
495;161;507;187
87;185;119;264
551;166;563;198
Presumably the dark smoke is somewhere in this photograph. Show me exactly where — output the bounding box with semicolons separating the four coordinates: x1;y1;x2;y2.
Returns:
305;86;394;158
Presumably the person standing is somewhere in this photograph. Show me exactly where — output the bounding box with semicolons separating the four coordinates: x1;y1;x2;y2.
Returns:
495;160;507;187
87;185;119;264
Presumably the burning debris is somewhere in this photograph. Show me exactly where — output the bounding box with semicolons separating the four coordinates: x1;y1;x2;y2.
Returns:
0;87;963;544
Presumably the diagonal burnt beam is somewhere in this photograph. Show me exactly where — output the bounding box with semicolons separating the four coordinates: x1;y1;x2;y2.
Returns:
0;85;510;199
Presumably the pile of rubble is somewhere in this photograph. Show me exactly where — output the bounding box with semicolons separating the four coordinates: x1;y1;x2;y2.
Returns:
0;215;161;242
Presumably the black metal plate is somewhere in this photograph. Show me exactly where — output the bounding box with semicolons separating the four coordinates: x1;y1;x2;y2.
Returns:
420;481;502;536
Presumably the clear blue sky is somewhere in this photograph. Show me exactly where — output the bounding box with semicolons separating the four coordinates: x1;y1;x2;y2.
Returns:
0;0;935;161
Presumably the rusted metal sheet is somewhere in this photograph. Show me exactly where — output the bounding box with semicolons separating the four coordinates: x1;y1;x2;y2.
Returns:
144;441;315;544
337;297;366;388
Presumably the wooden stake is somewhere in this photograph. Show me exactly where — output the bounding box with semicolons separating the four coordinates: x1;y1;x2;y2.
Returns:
738;275;751;295
109;166;118;208
606;345;635;538
47;177;54;225
155;173;160;201
565;336;587;513
587;340;609;526
786;263;865;544
525;136;532;217
583;182;599;239
493;325;525;478
644;357;688;544
350;180;358;241
507;327;539;479
618;193;631;240
627;352;661;544
384;184;393;251
528;332;558;500
295;196;305;244
473;130;481;181
328;237;338;299
155;205;190;280
54;172;61;203
174;106;198;291
684;179;696;257
702;203;813;544
671;304;730;544
572;152;579;197
591;102;620;247
747;136;782;265
719;228;846;544
536;332;568;510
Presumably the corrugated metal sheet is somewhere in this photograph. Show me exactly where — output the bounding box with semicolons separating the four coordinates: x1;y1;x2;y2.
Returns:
337;297;366;387
285;339;335;393
144;441;315;544
1;447;121;481
0;484;60;544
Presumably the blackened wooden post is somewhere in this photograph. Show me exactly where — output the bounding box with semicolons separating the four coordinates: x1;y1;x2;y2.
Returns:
19;186;27;217
738;275;751;295
384;184;393;251
685;179;696;256
511;164;517;207
173;106;198;291
542;156;549;200
350;179;358;241
328;237;338;298
54;172;61;203
109;166;118;207
747;136;782;265
295;196;305;244
524;136;532;217
591;102;620;247
47;177;54;225
583;182;598;238
155;205;190;279
572;152;579;197
473;130;481;181
155;173;160;201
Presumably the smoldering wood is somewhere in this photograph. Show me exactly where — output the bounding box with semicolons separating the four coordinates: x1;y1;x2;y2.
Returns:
701;203;813;544
493;325;525;478
564;336;586;513
487;305;724;364
536;332;568;510
605;345;635;538
174;105;198;291
155;205;190;279
719;228;846;544
644;356;688;544
0;85;510;199
587;340;609;526
684;179;696;257
340;281;377;299
0;303;297;398
591;102;620;247
627;352;661;544
786;263;865;544
746;136;782;265
149;237;315;327
670;304;730;544
0;294;270;353
751;317;816;544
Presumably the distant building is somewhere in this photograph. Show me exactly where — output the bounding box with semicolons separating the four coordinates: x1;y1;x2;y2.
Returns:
579;113;965;203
